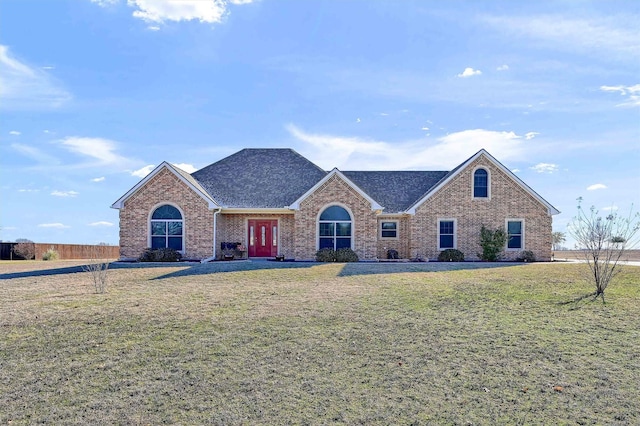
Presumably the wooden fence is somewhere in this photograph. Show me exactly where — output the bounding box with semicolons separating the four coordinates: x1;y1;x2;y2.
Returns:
0;243;119;260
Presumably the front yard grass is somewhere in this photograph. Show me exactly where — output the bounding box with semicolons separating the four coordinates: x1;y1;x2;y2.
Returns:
1;261;639;425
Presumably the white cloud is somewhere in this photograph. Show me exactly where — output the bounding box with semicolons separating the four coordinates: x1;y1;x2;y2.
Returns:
132;164;155;177
602;205;618;211
172;163;197;173
600;84;640;107
287;124;526;170
128;0;226;24
9;130;21;135
457;67;482;78
91;177;105;182
497;64;509;71
587;183;607;191
51;190;79;197
38;223;70;229
11;143;61;165
88;221;114;227
530;163;559;173
524;132;539;140
481;14;640;61
60;136;128;165
91;0;118;6
511;169;520;173
421;127;430;131
0;45;71;110
18;189;39;193
148;26;161;31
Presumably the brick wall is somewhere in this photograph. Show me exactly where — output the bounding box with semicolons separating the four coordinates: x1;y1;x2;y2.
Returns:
118;168;214;260
376;216;411;259
294;174;378;260
411;157;553;261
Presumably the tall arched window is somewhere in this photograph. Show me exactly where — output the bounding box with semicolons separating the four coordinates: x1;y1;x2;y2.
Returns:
473;168;489;198
318;205;352;250
150;204;183;251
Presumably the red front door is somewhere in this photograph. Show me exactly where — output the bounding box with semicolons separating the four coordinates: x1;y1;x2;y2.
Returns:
248;220;278;257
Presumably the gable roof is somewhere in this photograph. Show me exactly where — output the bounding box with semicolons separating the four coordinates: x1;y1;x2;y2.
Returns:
342;171;448;213
288;168;384;211
406;149;560;215
111;162;219;209
191;148;327;208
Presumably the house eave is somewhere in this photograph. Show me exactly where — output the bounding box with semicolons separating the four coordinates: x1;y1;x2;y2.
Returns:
220;207;295;214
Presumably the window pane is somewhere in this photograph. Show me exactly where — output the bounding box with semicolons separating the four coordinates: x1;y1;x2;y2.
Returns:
167;237;182;250
440;235;454;249
151;236;166;249
319;222;334;236
336;223;351;237
381;230;396;238
152;205;182;220
319;238;334;249
167;221;182;236
474;169;488;198
151;222;166;236
508;221;522;234
440;221;454;234
336;238;351;249
273;226;277;246
320;206;351;221
508;236;522;249
381;222;397;230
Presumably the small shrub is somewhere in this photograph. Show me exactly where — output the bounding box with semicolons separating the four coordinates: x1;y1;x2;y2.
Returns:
13;242;35;260
84;246;110;293
316;248;337;262
42;248;59;261
479;225;507;261
139;248;182;262
517;250;536;262
438;249;465;262
336;248;359;262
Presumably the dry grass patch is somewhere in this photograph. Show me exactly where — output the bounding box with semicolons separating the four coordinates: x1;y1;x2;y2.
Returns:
1;261;639;424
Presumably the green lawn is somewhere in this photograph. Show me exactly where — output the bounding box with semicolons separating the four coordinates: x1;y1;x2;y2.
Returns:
1;261;639;425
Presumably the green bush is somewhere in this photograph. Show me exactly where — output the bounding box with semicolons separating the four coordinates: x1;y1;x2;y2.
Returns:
438;249;465;262
478;225;507;261
335;248;359;262
42;248;59;261
517;250;536;262
139;248;182;262
315;248;337;262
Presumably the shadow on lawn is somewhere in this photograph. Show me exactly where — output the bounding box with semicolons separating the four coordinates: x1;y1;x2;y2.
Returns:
337;261;525;276
0;260;527;281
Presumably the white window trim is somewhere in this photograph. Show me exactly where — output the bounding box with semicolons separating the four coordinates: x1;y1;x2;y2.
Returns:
379;220;399;240
437;218;457;250
505;218;525;251
147;202;185;253
316;203;354;250
472;166;491;200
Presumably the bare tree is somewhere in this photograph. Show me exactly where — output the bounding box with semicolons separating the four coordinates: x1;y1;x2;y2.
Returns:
13;240;35;260
83;245;110;293
568;198;640;302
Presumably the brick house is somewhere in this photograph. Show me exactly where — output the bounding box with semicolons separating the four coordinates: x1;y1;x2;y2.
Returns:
111;148;559;261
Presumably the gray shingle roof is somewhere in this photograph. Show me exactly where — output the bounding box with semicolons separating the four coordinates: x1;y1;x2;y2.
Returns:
343;171;449;213
191;148;327;208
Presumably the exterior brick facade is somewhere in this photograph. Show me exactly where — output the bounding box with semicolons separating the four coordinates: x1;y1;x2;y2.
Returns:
118;168;214;260
113;150;557;262
411;157;553;261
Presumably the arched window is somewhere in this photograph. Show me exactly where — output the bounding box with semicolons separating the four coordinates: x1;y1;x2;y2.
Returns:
473;168;489;198
318;205;352;250
150;204;183;251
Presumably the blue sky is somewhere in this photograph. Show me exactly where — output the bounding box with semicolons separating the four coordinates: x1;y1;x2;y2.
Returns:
1;0;638;247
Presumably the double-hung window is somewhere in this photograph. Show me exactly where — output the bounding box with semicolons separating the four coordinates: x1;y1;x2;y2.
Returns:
380;221;398;239
507;220;523;250
438;219;456;250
